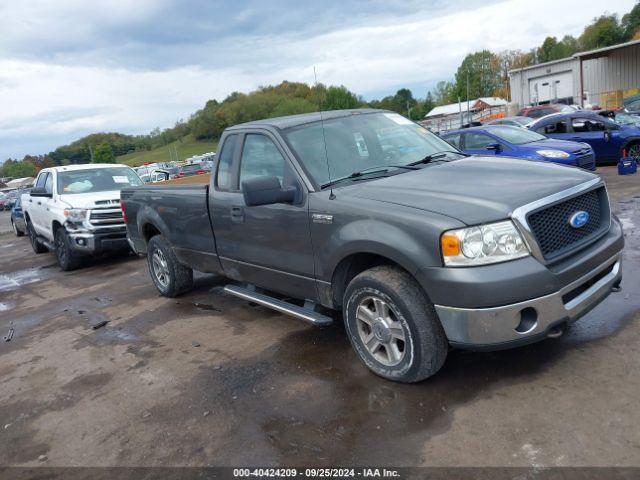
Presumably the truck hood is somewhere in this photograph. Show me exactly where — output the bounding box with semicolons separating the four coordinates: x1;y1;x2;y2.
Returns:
58;191;122;210
346;156;597;225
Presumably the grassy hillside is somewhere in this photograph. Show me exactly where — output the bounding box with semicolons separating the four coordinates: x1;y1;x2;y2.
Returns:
117;136;218;166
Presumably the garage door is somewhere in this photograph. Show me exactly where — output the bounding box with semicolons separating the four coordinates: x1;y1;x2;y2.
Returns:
529;71;574;104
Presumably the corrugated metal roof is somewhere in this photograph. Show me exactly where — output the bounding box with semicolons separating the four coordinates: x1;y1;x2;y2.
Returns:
425;97;508;118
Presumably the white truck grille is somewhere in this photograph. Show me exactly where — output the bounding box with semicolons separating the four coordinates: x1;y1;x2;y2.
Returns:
89;206;125;228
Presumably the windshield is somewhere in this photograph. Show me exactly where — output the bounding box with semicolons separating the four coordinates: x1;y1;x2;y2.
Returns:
490;126;546;144
615;112;639;125
282;112;459;186
57;167;143;194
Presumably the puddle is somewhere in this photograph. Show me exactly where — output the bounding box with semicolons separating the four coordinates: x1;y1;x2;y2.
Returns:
0;268;44;292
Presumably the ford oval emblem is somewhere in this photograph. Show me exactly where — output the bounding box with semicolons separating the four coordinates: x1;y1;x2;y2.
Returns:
569;210;590;228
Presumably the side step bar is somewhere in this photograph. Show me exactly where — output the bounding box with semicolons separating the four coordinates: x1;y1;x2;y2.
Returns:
223;285;333;326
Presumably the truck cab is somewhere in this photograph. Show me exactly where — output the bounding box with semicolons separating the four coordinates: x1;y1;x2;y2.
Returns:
23;164;143;270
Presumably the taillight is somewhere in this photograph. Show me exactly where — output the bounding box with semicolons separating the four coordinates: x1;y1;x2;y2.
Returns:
120;200;128;223
196;169;205;174
178;172;185;177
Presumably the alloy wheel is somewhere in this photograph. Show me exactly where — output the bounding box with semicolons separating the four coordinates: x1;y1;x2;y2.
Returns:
152;249;170;288
355;295;406;367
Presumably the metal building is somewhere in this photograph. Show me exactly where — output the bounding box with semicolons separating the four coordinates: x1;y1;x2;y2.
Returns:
509;39;640;110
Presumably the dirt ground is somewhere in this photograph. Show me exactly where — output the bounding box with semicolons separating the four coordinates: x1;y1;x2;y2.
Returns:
0;166;638;468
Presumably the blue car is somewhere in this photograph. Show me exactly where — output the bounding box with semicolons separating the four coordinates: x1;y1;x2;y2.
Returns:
441;125;596;170
10;191;27;237
528;111;640;164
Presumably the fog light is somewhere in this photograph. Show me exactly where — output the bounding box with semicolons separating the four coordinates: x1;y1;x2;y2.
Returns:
77;238;86;246
515;307;537;334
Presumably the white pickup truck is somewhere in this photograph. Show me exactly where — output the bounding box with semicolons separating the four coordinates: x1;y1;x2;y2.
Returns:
22;164;144;270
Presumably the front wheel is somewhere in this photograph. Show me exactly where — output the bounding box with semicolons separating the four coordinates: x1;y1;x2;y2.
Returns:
343;266;448;383
55;228;81;271
625;142;640;161
147;235;193;297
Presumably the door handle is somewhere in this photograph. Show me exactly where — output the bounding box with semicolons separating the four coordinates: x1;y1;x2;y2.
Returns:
230;206;244;223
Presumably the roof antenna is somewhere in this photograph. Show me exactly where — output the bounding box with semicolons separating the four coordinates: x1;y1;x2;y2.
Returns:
314;66;335;200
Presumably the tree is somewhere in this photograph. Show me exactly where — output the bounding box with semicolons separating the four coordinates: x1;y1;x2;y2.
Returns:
323;86;360;110
92;143;116;163
579;14;624;50
621;2;640;40
432;81;456;105
453;50;501;101
1;159;37;178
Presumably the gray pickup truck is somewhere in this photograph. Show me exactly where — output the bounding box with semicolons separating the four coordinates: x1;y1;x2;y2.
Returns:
121;109;624;383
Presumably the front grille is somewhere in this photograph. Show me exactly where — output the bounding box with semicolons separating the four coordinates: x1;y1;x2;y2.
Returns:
527;187;609;261
576;153;595;170
89;207;125;227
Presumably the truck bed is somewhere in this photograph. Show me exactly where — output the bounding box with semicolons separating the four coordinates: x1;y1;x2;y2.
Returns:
121;184;221;272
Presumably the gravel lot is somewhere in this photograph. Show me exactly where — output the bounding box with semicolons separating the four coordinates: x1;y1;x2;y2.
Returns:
0;166;638;468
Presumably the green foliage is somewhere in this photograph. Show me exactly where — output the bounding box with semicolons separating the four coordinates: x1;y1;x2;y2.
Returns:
622;2;640;39
453;50;501;101
323;86;360;110
0;159;37;178
92;143;116;163
117;137;218;167
579;14;624;50
536;35;579;63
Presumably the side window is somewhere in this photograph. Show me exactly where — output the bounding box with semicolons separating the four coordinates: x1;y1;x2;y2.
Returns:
572;117;605;133
35;172;48;188
44;173;53;194
464;133;494;149
538;121;568;134
445;134;461;148
216;134;238;190
239;134;286;186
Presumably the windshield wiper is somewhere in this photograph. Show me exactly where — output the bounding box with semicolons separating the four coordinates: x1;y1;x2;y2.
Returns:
320;164;419;189
408;150;467;166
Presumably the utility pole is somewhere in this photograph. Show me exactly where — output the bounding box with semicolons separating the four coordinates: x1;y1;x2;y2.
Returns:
88;144;94;163
466;70;470;125
406;100;412;119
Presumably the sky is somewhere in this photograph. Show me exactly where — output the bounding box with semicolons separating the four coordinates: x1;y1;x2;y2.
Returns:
0;0;636;160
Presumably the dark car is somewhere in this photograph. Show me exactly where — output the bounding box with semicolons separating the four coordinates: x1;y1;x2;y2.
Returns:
622;99;640;116
486;116;534;128
10;192;27;236
0;195;10;211
517;104;576;119
121;109;623;383
442;125;596;170
177;163;206;178
529;111;640;163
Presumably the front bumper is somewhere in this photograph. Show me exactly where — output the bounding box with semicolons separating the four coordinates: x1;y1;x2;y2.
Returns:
67;230;130;255
435;253;622;349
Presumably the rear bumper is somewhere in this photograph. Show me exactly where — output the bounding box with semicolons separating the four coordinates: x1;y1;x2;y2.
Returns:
435;253;622;349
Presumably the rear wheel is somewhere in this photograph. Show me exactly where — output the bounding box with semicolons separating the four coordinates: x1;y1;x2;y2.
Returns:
55;228;81;271
147;235;193;297
343;266;448;383
27;220;47;254
12;219;24;237
625;142;640;161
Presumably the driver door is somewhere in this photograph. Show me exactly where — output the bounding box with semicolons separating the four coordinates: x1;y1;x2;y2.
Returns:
210;131;317;300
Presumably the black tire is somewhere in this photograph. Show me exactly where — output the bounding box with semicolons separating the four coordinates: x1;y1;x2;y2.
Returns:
343;266;448;383
26;219;47;254
55;228;81;271
12;219;24;237
147;235;193;297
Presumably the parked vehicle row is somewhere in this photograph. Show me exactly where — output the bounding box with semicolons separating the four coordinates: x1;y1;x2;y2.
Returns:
121;109;624;383
442;125;596;170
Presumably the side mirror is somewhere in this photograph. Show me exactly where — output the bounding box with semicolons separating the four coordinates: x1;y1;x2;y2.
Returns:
242;176;296;207
30;187;52;198
486;143;502;151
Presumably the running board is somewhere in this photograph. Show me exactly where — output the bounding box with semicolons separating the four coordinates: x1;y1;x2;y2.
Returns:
223;285;333;326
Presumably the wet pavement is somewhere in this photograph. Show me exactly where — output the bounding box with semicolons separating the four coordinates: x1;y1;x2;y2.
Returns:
0;166;638;467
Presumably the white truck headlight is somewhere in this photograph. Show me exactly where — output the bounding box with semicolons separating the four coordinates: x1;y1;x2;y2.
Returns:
536;149;570;159
441;220;529;266
64;208;88;223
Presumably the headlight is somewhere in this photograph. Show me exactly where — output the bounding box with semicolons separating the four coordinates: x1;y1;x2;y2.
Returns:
536;149;570;159
64;208;88;223
441;220;529;267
